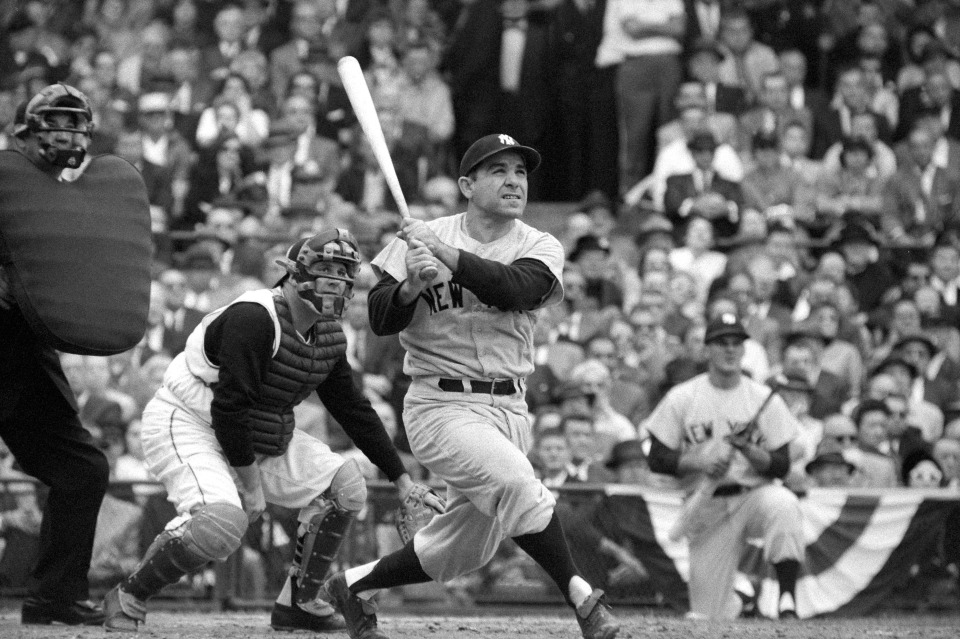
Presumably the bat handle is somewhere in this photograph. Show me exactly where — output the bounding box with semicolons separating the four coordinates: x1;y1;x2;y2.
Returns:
419;264;439;281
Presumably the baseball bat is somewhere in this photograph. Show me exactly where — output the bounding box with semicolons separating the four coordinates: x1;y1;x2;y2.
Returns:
336;56;438;281
667;387;779;542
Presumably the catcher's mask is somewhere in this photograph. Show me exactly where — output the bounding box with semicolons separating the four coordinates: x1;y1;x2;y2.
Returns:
20;83;95;169
276;229;361;318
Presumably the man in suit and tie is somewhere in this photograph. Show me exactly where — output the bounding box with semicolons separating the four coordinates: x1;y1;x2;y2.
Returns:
928;240;960;312
715;9;778;105
897;70;960;143
895;332;958;415
883;123;960;244
270;0;340;106
156;269;207;357
166;45;215;147
663;129;743;239
896;107;960;178
683;0;721;48
737;71;812;157
812;65;892;159
780;329;852;420
779;48;828;120
686;38;748;117
199;4;248;88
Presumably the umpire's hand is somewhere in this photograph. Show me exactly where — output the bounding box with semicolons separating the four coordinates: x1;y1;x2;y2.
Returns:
0;266;15;310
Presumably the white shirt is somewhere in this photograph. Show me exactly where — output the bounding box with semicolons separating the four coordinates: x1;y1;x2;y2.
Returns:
596;0;684;67
141;135;169;167
649;138;744;209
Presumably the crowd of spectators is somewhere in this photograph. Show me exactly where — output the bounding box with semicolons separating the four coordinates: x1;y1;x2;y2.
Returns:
2;0;960;612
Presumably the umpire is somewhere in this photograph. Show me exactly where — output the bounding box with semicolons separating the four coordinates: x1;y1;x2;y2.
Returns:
0;84;150;625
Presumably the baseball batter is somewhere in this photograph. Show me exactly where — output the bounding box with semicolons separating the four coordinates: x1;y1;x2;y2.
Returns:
646;312;805;619
315;134;620;639
101;231;442;633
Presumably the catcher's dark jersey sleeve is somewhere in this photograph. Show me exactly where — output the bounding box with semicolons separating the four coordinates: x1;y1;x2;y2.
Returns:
206;302;275;467
316;355;406;482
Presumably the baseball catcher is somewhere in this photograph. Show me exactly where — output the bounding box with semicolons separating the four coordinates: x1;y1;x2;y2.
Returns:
102;230;444;633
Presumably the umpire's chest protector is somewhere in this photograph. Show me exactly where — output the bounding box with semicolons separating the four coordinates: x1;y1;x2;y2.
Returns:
0;151;152;355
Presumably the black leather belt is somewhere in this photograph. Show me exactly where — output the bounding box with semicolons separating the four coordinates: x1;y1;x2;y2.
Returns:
438;378;519;395
713;484;751;498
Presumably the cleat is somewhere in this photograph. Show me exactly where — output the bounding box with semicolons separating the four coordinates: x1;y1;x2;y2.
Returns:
320;571;389;639
778;592;798;620
103;585;146;632
21;596;105;626
270;601;347;632
576;589;619;639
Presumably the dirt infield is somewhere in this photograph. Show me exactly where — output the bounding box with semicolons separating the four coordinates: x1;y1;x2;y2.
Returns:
1;608;959;638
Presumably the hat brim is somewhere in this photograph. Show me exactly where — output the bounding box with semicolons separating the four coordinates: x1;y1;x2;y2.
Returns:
460;144;541;177
893;335;938;354
806;455;856;474
705;327;749;343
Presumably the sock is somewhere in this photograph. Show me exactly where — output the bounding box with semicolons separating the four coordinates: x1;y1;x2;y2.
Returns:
348;541;431;597
775;559;800;598
512;513;584;607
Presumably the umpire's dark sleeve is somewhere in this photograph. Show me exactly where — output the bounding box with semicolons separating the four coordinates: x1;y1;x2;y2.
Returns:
316;355;406;481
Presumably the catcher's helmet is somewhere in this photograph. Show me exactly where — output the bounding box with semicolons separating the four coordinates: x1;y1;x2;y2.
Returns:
276;229;361;318
21;83;95;168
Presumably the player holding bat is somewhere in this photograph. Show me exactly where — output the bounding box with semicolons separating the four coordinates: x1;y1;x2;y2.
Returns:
313;134;620;639
646;312;805;620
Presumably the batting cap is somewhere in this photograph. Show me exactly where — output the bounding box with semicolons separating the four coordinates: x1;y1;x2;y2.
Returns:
459;133;541;177
705;313;749;344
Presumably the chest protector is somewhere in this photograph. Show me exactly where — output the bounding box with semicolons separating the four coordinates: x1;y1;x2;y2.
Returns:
248;296;346;456
0;151;151;355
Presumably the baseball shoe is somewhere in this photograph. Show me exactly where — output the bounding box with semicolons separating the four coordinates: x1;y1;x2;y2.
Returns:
21;596;105;626
270;601;347;632
778;592;798;620
736;587;758;618
320;571;389;639
575;589;619;639
102;585;147;632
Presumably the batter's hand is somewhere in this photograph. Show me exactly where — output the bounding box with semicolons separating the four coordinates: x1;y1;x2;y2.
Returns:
399;218;442;255
725;429;753;451
405;239;438;284
704;455;732;479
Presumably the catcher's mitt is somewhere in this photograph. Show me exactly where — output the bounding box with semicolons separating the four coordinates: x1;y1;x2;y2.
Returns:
395;483;445;544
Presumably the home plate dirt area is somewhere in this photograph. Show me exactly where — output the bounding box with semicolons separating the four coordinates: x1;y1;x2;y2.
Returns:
1;607;959;638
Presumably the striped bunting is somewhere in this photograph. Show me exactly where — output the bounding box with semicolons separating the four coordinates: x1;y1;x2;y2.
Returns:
591;485;959;618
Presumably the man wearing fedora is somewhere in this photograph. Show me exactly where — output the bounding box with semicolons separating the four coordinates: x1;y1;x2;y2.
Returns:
894;332;956;413
646;312;804;619
805;439;857;488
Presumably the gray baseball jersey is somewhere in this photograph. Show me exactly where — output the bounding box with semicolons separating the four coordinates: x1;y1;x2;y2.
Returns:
371;213;565;379
646;373;799;487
